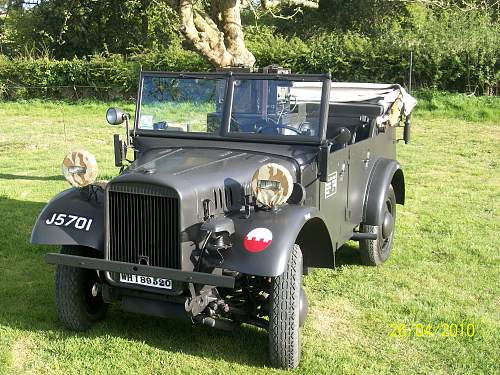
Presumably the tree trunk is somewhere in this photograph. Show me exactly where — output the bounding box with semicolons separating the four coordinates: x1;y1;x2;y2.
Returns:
220;0;255;67
175;0;255;69
163;0;317;69
140;0;151;47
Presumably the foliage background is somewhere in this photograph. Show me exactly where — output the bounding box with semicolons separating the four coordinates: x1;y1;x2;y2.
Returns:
0;1;498;99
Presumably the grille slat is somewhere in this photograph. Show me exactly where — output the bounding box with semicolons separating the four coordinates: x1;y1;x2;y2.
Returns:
108;184;180;269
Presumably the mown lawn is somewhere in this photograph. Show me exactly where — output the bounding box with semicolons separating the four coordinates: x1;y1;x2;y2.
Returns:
0;95;499;374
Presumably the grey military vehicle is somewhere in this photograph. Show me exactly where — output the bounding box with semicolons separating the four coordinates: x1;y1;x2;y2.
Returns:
32;67;415;369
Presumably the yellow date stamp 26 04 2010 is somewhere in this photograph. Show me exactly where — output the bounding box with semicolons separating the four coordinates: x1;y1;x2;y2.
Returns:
389;323;476;337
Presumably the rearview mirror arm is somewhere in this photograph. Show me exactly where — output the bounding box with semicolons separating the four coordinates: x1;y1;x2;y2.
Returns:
124;114;132;147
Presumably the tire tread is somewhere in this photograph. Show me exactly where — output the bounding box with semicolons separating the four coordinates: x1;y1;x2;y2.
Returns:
269;244;302;369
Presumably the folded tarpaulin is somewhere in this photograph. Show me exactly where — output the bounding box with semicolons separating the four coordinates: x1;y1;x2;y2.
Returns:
290;82;417;116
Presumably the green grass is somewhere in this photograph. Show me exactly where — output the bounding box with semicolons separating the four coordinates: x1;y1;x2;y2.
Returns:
0;95;499;374
140;101;216;132
414;90;500;123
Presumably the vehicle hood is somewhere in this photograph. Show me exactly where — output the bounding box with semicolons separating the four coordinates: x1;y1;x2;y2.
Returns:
109;147;298;225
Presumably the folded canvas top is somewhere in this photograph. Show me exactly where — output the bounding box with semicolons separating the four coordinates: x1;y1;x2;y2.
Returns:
290;82;417;117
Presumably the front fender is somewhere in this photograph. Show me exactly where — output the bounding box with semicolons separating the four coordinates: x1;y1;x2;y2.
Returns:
221;205;326;277
31;188;105;252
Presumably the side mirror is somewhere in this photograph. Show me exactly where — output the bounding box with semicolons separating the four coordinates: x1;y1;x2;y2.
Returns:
106;107;129;125
333;127;351;145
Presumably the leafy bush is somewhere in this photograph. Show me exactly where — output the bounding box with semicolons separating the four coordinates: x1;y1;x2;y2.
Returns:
0;47;211;100
0;5;498;100
0;54;141;100
247;6;499;95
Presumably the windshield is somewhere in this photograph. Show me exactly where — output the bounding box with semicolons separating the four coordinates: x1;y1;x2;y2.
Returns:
229;79;321;138
138;76;226;133
137;75;324;141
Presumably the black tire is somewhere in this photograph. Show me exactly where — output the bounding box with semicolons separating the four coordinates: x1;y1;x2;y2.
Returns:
269;244;303;370
55;246;108;331
360;185;397;266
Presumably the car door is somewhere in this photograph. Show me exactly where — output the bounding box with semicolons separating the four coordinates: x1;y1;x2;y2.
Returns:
348;140;371;226
319;147;350;249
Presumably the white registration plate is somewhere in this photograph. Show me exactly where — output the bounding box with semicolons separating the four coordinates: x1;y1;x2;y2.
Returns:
119;273;173;290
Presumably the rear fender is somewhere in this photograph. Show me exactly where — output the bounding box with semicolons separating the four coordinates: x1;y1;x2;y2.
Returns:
222;205;331;277
364;158;405;226
31;188;105;252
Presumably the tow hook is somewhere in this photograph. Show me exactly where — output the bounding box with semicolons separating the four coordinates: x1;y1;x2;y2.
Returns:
91;282;102;298
185;283;216;316
185;283;235;330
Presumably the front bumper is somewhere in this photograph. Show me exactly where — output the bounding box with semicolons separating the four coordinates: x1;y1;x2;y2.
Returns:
45;253;235;289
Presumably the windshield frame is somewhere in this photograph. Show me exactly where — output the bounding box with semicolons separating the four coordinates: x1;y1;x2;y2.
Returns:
134;71;331;145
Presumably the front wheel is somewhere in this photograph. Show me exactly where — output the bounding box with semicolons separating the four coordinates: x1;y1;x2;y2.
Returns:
359;185;397;266
268;244;303;369
55;246;108;331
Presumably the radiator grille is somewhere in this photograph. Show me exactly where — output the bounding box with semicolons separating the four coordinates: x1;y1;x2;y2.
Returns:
107;184;180;269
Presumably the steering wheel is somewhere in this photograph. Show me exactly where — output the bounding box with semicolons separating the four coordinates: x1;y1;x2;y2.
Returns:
257;123;302;135
230;116;242;132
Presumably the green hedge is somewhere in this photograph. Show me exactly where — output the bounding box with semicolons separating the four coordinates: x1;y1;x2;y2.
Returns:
0;47;210;100
0;21;498;100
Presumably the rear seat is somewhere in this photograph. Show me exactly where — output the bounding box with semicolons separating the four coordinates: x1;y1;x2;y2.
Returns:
326;102;384;143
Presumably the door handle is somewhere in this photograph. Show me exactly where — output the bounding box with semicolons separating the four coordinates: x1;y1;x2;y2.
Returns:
362;151;371;167
339;162;347;178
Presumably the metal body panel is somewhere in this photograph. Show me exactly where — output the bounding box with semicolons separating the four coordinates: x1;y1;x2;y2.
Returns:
31;188;105;251
319;147;350;247
222;205;328;277
364;157;403;226
347;126;396;226
114;147;299;225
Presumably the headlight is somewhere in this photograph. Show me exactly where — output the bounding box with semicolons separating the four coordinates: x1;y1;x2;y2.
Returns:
62;149;98;188
252;163;293;208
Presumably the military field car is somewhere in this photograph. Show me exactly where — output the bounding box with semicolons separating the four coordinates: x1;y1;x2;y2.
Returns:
31;68;416;369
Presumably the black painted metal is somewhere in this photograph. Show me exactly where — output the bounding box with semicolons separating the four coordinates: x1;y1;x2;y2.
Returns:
45;253;235;288
351;232;378;241
122;296;188;319
404;114;412;144
31;187;105;251
363;158;403;226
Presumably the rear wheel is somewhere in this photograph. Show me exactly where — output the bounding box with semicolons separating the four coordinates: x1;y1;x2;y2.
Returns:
55;246;108;331
268;244;303;369
360;185;397;266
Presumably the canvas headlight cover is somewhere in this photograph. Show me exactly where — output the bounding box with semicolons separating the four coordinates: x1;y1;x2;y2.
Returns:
62;149;98;188
252;163;293;208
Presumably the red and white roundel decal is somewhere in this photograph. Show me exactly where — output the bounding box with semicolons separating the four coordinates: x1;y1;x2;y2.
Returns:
244;227;273;253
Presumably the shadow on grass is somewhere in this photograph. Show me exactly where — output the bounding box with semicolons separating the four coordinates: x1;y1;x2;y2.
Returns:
0;196;269;368
335;242;363;267
0;173;64;181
